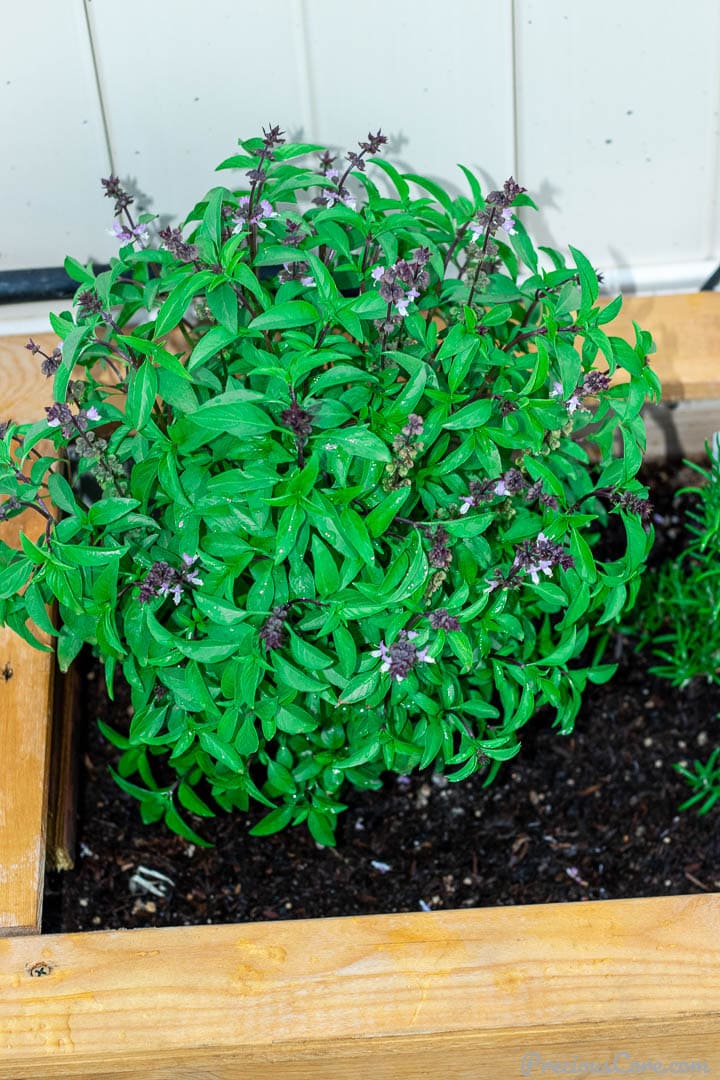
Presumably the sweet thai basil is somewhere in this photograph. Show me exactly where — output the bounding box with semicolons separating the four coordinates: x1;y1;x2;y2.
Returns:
0;126;658;845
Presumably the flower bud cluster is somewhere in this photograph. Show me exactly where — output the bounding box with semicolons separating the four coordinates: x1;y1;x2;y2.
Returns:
611;490;653;521
259;604;291;651
428;608;460;631
551;370;612;415
158;226;198;263
371;247;430;319
26;338;62;377
469;177;526;244
383;414;424;491
513;532;574;584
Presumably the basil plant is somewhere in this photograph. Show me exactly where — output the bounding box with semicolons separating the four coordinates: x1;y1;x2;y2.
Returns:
0;126;658;845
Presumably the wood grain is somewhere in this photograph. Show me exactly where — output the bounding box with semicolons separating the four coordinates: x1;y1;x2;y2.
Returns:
606;292;720;400
1;895;719;1079
46;666;78;872
0;334;58;422
0;334;57;935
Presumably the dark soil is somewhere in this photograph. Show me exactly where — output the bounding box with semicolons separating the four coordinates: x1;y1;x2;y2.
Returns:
43;464;720;933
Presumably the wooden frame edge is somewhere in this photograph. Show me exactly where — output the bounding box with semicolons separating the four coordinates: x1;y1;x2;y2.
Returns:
2;894;720;1078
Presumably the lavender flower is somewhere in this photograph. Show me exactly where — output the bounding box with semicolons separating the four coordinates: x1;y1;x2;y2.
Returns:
550;381;581;415
139;561;178;604
495;468;525;497
468;177;526;246
371;629;435;682
181;553;203;586
278;262;315;287
321;188;357;211
45;402;101;440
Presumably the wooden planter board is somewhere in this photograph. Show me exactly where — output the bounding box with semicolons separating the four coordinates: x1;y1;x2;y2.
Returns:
0;333;57;935
1;294;720;1073
2;894;720;1080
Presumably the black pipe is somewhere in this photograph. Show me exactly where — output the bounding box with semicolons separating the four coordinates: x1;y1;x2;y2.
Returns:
700;263;720;292
0;266;110;305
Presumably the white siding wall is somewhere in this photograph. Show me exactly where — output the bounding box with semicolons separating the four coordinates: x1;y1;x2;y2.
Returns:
2;0;719;294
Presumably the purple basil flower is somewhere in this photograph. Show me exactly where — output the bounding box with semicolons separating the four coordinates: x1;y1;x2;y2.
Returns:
45;402;73;429
233;195;276;231
139;554;203;605
181;553;203;587
500;207;516;235
109;220;149;247
371;630;435;682
513;532;574;585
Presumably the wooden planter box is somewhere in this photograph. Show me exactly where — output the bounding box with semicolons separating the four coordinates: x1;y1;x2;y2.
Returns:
2;295;720;1078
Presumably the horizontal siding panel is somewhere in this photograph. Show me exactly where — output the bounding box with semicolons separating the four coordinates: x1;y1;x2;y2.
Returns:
0;1;112;271
514;0;720;283
302;0;515;198
86;0;310;228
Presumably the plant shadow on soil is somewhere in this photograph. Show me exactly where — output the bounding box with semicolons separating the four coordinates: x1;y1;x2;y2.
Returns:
43;464;720;932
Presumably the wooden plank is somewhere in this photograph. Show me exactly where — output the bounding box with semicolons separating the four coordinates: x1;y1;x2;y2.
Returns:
0;335;57;935
644;399;720;461
0;334;58;422
607;292;720;400
1;895;719;1079
46;666;78;872
0;623;54;937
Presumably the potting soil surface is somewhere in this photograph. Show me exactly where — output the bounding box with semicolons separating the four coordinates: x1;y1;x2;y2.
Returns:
43;464;720;931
